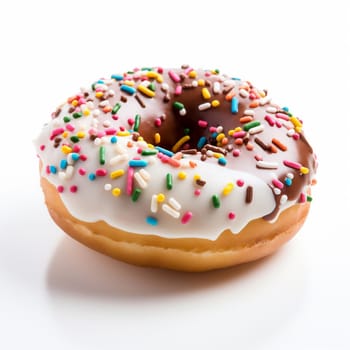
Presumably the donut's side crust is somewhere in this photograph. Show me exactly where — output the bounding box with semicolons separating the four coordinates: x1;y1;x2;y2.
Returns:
42;177;310;271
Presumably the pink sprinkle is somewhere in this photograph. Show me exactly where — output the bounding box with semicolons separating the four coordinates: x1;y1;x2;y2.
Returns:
283;160;301;170
66;123;75;131
198;120;208;128
194;189;201;196
275;120;282;128
105;128;117;135
46;165;50;174
78;168;86;176
255;154;263;161
78;98;86;105
80;154;87;161
184;67;193;75
50;127;64;140
167;157;181;168
154;118;162;127
175;85;182;95
209;126;217;133
73;145;81;153
293;133;300;140
126;167;134;195
168;70;181;83
264;115;275;126
233;131;246;138
112;115;119;120
70;185;78;193
88;128;97;135
233;149;240;157
272;178;284;189
228;212;236;220
276;112;290;121
237;179;244;187
95;168;107;176
157;67;163;73
119;126;126;132
127;118;134;126
57;185;64;193
181;211;193;224
97;131;105;138
40;145;45;151
299;193;306;203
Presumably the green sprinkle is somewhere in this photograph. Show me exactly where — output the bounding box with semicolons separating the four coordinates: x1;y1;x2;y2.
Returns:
134;114;141;132
212;194;220;208
72;112;82;119
63;116;71;123
99;146;106;165
70;136;80;143
307;195;313;202
112;102;122;114
166;173;173;190
141;149;158;156
132;188;142;202
149;81;156;91
184;128;190;135
243;121;261;131
173;101;184;110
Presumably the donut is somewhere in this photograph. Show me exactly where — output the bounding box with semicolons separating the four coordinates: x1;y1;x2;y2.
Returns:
34;65;317;271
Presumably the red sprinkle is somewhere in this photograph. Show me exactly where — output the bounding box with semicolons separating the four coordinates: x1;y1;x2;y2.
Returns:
78;168;86;176
228;212;236;220
57;185;64;193
236;179;244;187
95;168;107;176
181;211;193;224
70;185;78;193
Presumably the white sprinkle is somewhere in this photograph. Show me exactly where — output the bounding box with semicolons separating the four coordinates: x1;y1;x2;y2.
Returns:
239;89;249;98
179;108;187;116
151;195;158;213
256;161;279;169
213;81;221;94
266;106;277;113
67;153;74;165
223;79;235;87
162;204;180;218
109;154;128;165
65;165;74;179
287;172;294;179
108;89;115;97
287;129;295;137
259;96;272;105
249;125;265;134
104;184;112;191
98;100;109;107
94;138;102;146
274;188;281;195
95;83;108;91
244;109;255;116
139;169;150;181
113;144;126;154
92;109;100;117
216;125;224;133
206;150;214;157
87;101;94;109
58;171;66;180
280;194;288;204
198;102;211;111
103;120;112;128
161;83;169;92
191;80;198;87
168;197;182;211
134;172;148;189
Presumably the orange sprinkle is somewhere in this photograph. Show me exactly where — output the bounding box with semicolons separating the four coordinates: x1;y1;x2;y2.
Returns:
239;116;253;123
270;145;278;153
225;89;236;101
235;138;243;145
272;138;288;151
246;142;254;151
311;178;317;186
221;137;229;145
173;152;183;160
189;160;197;168
103;106;112;113
154;133;161;144
127;141;133;147
249;101;259;108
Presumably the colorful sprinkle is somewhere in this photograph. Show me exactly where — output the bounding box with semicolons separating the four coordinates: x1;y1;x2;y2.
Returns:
181;211;193;224
212;194;221;208
166;173;173;190
146;216;158;226
231;97;239;113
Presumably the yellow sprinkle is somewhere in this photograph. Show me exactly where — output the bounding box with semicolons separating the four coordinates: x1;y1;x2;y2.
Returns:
178;171;187;180
211;99;220;107
117;131;130;136
71;99;78;107
157;193;165;202
290;116;302;128
234;127;242;132
222;182;234;196
295;126;303;133
202;87;211;99
137;84;156;97
198;79;205;86
213;152;223;159
154;133;161;144
300;166;309;175
216;133;225;142
193;174;201;181
258;90;266;98
146;71;163;82
112;187;121;196
189;70;197;78
62;131;69;138
83;109;90;116
228;129;235;136
172;135;190;152
123;80;135;86
110;169;125;179
77;131;85;138
61;145;72;154
95;91;104;98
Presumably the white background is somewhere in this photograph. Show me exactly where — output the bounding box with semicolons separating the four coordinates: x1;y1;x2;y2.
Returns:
1;0;349;349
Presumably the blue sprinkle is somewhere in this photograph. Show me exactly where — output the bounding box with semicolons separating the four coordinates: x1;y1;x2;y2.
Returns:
60;159;67;169
211;132;218;139
218;157;227;166
285;178;292;186
282;106;289;112
155;146;174;157
110;136;118;144
49;165;57;174
111;74;124;81
121;84;136;95
146;216;158;226
71;153;80;161
197;136;207;149
231;97;239;114
129;159;148;167
97;79;105;84
88;173;96;181
232;77;241;81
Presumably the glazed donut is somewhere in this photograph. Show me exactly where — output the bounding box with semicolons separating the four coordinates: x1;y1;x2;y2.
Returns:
35;65;317;271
